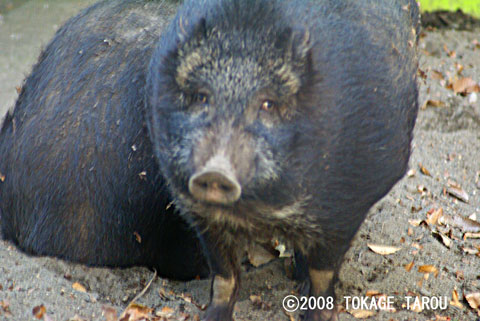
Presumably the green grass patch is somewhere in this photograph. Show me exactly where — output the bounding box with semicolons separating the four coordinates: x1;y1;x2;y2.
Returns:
419;0;480;17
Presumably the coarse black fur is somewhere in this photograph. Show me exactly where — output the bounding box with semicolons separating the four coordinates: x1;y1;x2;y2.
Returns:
147;0;420;320
0;0;208;280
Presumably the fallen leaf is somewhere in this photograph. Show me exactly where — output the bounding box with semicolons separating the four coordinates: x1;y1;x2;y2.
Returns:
455;63;464;75
441;214;480;233
462;247;478;255
465;293;480;310
405;261;414;272
121;303;153;321
426;208;443;226
464;232;480;240
431;70;444;80
418;265;439;277
443;44;456;58
408;219;422;227
348;309;376;318
419;163;431;177
367;244;401;255
156;306;174;318
421;99;445;109
72;282;87;293
102;306;118;321
432;231;451;248
365;290;381;297
452;77;480;94
447;182;469;203
450;289;463;309
32;305;46;319
0;172;5;182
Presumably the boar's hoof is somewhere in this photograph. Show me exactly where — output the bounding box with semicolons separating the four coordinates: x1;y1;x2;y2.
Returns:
303;306;338;321
202;304;234;321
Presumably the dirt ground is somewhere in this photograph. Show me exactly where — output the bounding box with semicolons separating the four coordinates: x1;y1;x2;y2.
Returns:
0;1;480;321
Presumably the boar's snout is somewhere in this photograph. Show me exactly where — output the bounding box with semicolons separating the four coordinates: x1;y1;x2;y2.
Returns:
188;168;241;205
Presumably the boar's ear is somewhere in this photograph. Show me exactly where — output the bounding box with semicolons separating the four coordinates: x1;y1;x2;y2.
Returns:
277;26;312;64
291;27;312;63
177;15;207;45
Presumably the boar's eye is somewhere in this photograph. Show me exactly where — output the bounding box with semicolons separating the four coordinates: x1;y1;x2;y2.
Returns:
260;100;276;112
192;92;209;105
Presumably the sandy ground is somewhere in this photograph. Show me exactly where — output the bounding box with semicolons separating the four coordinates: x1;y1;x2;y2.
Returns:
1;1;480;321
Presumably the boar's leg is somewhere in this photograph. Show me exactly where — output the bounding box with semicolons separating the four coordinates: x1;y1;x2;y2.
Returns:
295;247;341;321
201;230;240;321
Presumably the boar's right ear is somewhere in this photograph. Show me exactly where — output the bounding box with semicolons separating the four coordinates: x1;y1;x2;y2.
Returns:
177;15;207;45
277;27;312;65
290;27;312;64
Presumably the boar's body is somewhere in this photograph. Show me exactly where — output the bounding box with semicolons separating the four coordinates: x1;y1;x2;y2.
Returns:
0;0;208;280
147;0;419;320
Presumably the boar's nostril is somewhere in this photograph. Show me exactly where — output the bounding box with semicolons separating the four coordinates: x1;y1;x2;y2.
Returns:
188;169;241;205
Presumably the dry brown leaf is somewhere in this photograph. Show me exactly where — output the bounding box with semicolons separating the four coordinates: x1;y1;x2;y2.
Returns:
432;231;451;248
450;289;464;309
72;282;87;293
418;265;439;277
348;309;376;318
426;208;443;226
431;70;444;80
408;219;422;227
447;182;469;203
102;306;118;321
367;244;401;255
442;214;480;233
405;261;414;272
452;77;480;94
466;293;480;310
465;232;480;240
462;247;478;255
421;99;445;109
443;44;456;58
411;243;423;250
122;303;154;321
365;290;381;297
32;305;46;319
419;163;431;177
455;63;464;75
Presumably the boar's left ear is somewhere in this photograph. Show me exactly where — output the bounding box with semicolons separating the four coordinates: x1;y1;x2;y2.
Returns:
277;27;312;64
177;15;207;45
